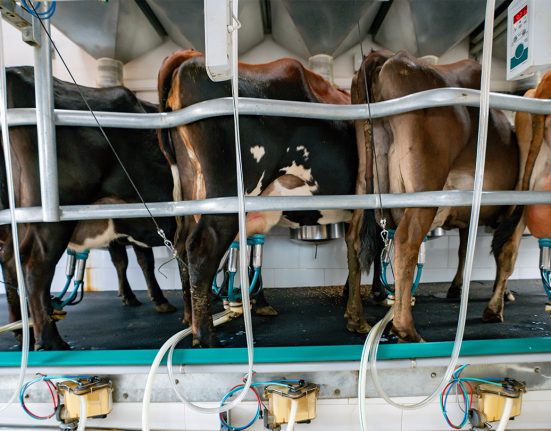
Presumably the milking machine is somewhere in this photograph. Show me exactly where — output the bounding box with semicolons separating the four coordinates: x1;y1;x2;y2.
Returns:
50;249;90;318
439;364;527;431
212;234;265;311
378;229;427;307
539;238;551;314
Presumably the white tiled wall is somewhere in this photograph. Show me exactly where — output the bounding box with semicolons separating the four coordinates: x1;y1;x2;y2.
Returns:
15;227;539;295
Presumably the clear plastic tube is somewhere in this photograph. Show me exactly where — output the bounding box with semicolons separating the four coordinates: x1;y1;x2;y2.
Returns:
0;319;33;334
77;396;87;431
358;0;496;421
286;399;298;431
496;397;513;431
142;2;257;428
0;18;30;417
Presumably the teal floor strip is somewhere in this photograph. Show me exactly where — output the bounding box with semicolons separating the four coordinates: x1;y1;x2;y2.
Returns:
2;337;551;367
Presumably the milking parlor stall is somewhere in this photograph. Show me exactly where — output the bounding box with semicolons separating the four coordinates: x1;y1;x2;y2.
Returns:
1;0;551;430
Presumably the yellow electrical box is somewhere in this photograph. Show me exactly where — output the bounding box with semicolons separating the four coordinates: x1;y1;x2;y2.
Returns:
264;381;319;430
56;377;113;423
476;379;526;423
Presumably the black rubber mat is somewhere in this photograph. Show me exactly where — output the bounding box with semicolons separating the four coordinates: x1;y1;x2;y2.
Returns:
0;280;550;351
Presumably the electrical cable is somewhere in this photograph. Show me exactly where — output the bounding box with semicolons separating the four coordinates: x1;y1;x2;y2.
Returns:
19;377;59;420
0;16;30;418
358;0;496;426
18;374;84;420
217;379;301;431
21;0;57;20
218;385;262;431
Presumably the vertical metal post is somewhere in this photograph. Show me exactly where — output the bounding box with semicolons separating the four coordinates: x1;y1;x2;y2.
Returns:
0;16;29;414
32;12;59;221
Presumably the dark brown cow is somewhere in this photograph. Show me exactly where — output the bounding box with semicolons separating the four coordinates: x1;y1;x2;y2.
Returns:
0;66;177;350
351;50;524;342
158;50;377;347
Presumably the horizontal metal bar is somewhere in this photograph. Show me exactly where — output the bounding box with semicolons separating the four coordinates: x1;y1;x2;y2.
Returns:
0;190;549;225
5;88;551;129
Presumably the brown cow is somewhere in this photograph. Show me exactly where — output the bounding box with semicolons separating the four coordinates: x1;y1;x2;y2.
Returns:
351;50;525;342
516;70;551;239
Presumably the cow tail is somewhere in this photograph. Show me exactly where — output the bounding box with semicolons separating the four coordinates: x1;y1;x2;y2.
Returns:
491;205;524;257
358;209;380;272
156;56;179;166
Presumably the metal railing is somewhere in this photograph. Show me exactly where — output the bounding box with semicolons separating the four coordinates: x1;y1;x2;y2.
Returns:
1;87;551;225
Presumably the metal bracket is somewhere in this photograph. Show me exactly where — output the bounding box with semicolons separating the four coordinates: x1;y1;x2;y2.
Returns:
0;0;41;46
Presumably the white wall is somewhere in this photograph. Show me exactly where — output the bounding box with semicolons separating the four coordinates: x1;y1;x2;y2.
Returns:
2;21;96;86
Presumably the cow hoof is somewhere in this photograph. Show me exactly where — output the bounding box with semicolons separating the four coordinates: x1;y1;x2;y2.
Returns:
192;336;220;348
446;286;461;299
505;290;516;302
346;319;371;334
15;332;36;351
392;326;423;343
377;297;395;307
123;296;142;307
155;302;177;313
255;305;279;316
35;340;71;351
482;307;504;323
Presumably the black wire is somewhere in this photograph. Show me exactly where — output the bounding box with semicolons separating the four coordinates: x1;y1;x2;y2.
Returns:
28;1;161;235
356;20;385;220
0;279;17;289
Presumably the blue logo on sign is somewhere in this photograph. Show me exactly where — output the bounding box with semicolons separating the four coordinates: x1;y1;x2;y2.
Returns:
511;43;529;69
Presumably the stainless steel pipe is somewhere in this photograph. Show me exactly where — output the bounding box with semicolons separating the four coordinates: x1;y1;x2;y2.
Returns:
33;16;60;221
5;89;551;130
0;190;549;225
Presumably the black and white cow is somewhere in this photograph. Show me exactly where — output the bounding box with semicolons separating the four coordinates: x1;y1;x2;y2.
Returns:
158;50;378;347
0;66;178;350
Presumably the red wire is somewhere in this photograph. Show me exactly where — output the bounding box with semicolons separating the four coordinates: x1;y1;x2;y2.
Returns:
21;378;58;420
441;381;462;430
218;384;263;427
464;381;474;409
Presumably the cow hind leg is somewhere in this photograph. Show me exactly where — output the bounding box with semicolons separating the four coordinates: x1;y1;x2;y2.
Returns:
187;215;238;347
392;208;437;342
483;213;525;323
253;280;278;316
344;210;371;334
447;228;468;299
26;225;74;350
108;242;142;307
371;234;387;303
133;245;177;313
1;247;36;348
